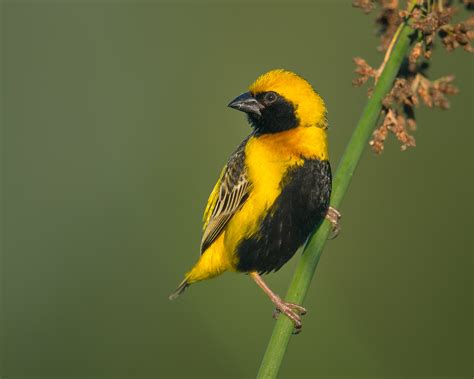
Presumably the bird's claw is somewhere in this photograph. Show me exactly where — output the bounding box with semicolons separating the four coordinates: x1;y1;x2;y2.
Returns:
326;206;342;240
272;301;307;334
250;272;308;334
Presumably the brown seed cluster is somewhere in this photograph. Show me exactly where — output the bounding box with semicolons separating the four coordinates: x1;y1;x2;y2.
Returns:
353;0;472;154
370;108;417;153
352;57;377;87
410;6;473;53
353;0;376;14
438;15;474;51
353;0;403;51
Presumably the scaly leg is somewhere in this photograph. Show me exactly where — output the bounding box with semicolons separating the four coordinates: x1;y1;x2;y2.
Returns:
250;271;307;334
326;206;342;239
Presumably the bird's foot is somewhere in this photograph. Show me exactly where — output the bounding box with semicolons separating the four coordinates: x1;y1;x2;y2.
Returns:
250;272;307;334
326;206;342;240
272;299;307;334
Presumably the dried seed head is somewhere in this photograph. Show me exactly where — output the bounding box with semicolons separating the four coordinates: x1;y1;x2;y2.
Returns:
390;113;416;151
412;8;453;35
353;57;377;87
407;117;417;131
370;108;417;153
417;77;433;108
370;111;391;154
384;78;417;108
353;0;375;14
381;0;398;10
356;0;468;155
439;16;474;52
409;42;423;65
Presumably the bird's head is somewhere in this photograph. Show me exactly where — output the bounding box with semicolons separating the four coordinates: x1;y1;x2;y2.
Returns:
228;69;327;134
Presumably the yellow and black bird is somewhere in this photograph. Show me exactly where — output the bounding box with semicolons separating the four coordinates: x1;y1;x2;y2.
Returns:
170;69;340;332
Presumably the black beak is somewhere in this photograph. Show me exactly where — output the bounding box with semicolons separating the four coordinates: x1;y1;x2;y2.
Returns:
228;92;263;117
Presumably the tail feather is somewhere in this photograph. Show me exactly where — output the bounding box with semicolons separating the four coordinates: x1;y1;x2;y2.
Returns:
169;279;189;300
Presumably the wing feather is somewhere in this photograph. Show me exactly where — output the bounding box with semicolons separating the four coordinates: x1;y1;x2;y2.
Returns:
200;139;251;254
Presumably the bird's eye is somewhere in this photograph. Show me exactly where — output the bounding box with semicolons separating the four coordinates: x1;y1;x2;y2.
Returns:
264;92;277;103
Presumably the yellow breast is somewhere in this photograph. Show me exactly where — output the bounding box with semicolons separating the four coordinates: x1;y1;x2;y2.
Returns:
223;126;328;266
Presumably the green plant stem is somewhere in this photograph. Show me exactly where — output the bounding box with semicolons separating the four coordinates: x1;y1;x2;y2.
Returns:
256;11;417;379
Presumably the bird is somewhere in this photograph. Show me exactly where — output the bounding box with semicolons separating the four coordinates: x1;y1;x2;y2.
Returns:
169;69;340;332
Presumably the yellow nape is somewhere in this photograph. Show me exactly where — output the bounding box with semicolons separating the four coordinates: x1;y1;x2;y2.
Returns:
249;69;327;129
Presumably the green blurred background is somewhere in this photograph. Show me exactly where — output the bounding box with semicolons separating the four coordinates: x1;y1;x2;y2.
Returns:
1;1;472;378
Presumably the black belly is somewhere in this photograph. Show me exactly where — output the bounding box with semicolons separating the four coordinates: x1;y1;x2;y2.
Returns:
236;159;332;274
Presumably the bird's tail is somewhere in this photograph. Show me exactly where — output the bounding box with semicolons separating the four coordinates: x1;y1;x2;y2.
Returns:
168;278;190;300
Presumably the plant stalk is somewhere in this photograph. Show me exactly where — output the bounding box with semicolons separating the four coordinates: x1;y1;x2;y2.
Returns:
256;9;417;379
